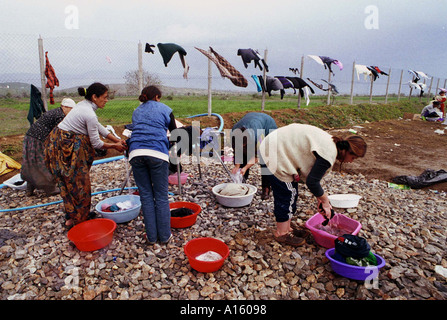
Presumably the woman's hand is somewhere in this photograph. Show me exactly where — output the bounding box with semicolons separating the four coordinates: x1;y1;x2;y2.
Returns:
113;140;127;152
317;193;332;219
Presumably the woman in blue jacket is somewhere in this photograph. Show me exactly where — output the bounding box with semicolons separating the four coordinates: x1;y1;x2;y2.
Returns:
128;86;177;244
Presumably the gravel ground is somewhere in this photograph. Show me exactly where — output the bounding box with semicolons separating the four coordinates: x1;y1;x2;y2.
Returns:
0;156;446;301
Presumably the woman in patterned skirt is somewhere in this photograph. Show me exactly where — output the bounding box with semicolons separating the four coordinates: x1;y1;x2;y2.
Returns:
21;98;76;196
45;83;127;228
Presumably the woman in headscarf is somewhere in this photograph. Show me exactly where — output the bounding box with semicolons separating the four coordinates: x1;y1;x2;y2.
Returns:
22;98;76;196
45;83;127;228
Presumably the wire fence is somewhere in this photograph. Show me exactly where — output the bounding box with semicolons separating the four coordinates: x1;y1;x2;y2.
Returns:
1;34;445;123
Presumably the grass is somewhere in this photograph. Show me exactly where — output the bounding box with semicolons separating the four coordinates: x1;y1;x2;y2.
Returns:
0;94;425;136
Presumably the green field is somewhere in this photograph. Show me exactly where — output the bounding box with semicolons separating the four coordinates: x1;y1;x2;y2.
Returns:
0;94;424;136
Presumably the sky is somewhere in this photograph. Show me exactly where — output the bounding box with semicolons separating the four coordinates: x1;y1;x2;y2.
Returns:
1;0;447;94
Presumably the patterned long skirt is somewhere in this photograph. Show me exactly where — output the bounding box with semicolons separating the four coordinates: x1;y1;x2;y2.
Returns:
45;127;95;225
21;135;57;193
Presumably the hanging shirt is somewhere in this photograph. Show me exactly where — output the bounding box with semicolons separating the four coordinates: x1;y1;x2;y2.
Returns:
237;48;269;72
157;43;189;79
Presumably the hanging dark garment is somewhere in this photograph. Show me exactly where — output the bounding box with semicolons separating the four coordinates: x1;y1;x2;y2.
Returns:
237;48;269;72
145;43;155;54
27;85;45;125
286;77;315;96
157;43;189;79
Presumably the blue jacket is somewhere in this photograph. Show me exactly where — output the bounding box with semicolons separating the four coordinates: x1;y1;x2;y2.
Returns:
129;100;173;155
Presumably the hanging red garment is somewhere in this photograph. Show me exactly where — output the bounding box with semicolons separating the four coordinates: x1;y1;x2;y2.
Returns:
45;51;59;104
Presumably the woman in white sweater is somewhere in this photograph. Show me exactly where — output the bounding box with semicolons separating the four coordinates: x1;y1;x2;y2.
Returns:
259;124;367;246
45;83;127;228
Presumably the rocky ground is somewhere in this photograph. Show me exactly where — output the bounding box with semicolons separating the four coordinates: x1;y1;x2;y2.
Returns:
0;154;446;301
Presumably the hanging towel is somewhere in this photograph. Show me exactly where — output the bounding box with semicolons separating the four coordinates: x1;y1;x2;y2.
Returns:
157;43;189;79
27;85;45;125
354;64;372;81
237;48;268;72
195;47;248;88
44;51;59;105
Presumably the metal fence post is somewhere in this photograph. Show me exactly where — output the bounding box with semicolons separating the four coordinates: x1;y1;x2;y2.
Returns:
38;35;48;111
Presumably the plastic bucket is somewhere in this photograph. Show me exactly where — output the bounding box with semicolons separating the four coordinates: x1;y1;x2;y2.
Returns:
170;201;201;228
95;195;141;223
168;172;189;185
67;218;117;252
305;213;362;248
325;248;386;280
184;237;230;273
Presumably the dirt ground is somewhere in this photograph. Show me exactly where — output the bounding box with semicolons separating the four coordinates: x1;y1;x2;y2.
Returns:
1;110;447;192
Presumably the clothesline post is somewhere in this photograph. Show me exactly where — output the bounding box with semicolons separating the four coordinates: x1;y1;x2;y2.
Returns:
326;69;331;105
261;49;268;111
426;77;433;102
397;70;403;101
408;75;414;100
384;67;391;103
350;61;355;105
207;49;212;116
369;73;374;103
297;55;304;109
138;41;143;94
37;35;48;112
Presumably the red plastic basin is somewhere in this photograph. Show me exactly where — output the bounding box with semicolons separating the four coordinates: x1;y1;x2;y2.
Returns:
305;212;362;248
170;201;201;229
184;237;230;273
67;218;117;252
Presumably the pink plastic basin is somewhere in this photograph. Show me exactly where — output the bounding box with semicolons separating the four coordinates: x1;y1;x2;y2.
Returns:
305;212;362;248
168;172;189;185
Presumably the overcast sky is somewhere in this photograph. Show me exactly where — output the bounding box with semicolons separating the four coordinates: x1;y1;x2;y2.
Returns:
1;0;446;93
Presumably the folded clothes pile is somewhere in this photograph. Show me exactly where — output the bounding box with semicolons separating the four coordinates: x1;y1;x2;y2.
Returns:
333;234;378;267
101;200;137;212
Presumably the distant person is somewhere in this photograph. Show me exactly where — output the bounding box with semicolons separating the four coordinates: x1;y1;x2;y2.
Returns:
230;112;277;200
22;98;76;196
421;100;442;121
45;83;127;228
127;85;177;245
259;124;367;246
435;90;446;119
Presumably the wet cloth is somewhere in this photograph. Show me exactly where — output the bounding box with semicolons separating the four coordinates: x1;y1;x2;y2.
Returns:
333;234;377;267
44;52;59;105
45;127;95;224
195;47;248;88
392;169;447;189
27;85;46;125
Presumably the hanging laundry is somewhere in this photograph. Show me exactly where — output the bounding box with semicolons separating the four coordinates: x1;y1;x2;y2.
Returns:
367;66;380;81
307;78;339;94
157;43;189;79
286;77;315;105
409;70;430;83
251;75;263;92
308;55;343;75
27;85;45;125
105;56;112;64
237;48;269;72
44;51;59;105
258;76;284;98
275;76;296;94
371;66;388;76
354;64;372;81
145;43;155;54
322;79;339;94
408;81;426;97
289;68;299;75
195;47;248;88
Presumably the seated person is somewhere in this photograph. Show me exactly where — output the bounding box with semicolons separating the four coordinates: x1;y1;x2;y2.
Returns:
421;100;443;121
